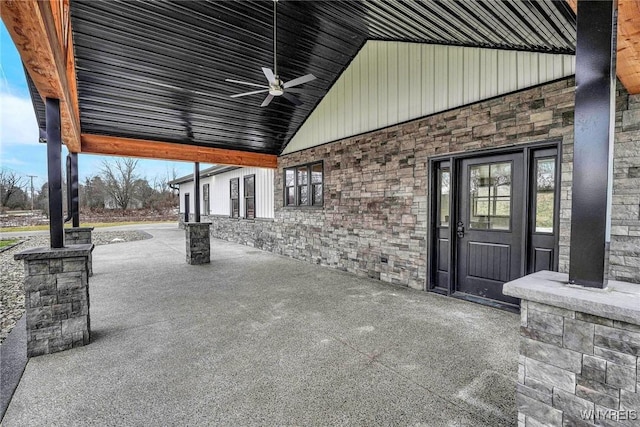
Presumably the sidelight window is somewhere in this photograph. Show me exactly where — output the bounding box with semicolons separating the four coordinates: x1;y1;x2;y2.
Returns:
438;167;450;227
534;158;556;233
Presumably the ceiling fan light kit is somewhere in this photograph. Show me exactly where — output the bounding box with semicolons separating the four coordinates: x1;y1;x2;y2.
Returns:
225;0;316;107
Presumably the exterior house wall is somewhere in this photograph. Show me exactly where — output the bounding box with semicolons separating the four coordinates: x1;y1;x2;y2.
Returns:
206;77;640;289
284;41;575;154
207;167;274;219
177;167;275;223
104;195;143;210
178;181;195;221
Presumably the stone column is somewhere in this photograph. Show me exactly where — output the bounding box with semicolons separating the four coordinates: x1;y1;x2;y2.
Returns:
14;244;93;357
503;271;640;427
64;227;94;276
185;222;211;265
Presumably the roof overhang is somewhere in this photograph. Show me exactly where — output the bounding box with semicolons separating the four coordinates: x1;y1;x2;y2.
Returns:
2;1;638;167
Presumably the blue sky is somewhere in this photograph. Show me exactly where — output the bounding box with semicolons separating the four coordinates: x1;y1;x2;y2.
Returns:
0;23;196;189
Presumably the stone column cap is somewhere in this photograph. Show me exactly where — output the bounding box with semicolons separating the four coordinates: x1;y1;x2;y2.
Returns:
14;244;94;261
503;270;640;326
64;227;95;232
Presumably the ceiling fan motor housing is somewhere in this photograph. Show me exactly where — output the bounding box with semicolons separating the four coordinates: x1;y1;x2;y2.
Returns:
269;79;284;96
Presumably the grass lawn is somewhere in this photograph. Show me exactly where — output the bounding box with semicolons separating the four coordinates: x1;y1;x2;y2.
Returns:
0;239;19;248
0;220;175;233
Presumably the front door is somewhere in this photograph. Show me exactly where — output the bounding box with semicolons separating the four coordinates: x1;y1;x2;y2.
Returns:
456;153;524;307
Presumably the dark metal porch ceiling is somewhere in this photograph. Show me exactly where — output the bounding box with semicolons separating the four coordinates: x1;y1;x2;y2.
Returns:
69;0;576;156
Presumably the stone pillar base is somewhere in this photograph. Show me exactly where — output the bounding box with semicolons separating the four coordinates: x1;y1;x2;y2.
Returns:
14;244;93;357
504;271;640;427
64;227;94;276
185;222;211;265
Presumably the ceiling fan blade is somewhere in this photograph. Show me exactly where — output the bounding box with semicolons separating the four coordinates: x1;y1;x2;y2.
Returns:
230;89;270;98
262;67;276;84
286;87;323;95
261;94;274;107
282;92;303;106
283;74;316;88
225;79;269;89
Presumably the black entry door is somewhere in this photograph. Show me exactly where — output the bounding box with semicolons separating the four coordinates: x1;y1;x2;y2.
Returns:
456;153;524;306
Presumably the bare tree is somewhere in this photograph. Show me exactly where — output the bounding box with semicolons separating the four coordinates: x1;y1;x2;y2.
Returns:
100;158;140;212
0;168;27;210
135;178;155;209
81;175;106;209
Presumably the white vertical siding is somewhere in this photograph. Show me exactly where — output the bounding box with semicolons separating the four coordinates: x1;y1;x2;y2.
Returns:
422;44;435;115
397;43;410;121
178;168;274;219
283;41;576;154
208;167;274;219
408;43;422;115
179;182;194;213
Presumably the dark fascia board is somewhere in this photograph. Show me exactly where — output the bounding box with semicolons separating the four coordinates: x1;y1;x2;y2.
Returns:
25;66;47;142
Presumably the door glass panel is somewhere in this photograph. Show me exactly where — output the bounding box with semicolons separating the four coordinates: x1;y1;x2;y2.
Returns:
535;158;555;233
469;162;511;230
438;168;450;227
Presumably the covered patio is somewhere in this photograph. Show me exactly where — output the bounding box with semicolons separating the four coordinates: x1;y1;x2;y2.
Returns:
2;1;640;425
2;224;519;426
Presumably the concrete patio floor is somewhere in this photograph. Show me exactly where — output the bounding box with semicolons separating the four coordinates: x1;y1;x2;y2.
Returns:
2;224;519;426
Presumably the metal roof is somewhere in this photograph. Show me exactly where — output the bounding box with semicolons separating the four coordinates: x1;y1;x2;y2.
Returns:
68;0;576;156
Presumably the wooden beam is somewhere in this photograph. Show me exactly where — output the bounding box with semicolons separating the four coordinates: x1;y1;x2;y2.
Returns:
617;0;640;93
567;0;640;94
1;0;81;152
81;134;278;169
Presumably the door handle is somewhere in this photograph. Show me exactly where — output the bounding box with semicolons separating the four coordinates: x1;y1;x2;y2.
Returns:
457;221;465;238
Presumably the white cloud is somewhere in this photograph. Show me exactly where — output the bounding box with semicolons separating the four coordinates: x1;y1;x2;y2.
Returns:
0;91;38;146
0;156;26;166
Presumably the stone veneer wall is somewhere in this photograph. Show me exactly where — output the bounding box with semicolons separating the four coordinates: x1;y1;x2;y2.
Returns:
518;300;639;426
184;222;211;265
15;245;92;357
205;77;640;288
611;94;640;283
64;227;94;276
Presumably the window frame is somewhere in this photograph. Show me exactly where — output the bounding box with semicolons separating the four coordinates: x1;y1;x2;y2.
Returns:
203;183;210;216
230;178;240;218
532;156;557;235
283;161;324;207
437;165;450;228
244;174;256;219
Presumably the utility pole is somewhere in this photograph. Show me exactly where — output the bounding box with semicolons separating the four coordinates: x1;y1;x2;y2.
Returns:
27;175;37;211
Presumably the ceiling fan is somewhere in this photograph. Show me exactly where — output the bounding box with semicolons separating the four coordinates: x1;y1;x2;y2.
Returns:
225;0;316;107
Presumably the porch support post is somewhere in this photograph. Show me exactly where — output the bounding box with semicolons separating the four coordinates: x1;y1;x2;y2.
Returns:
65;152;80;227
46;98;64;249
569;0;618;288
194;162;201;223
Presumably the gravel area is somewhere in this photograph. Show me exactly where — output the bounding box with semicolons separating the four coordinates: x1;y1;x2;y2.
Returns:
0;230;152;345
